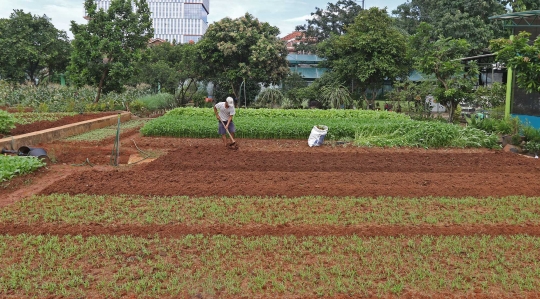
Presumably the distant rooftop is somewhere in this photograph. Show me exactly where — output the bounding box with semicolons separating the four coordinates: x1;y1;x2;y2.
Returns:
489;10;540;20
489;10;540;29
281;31;303;42
287;54;325;65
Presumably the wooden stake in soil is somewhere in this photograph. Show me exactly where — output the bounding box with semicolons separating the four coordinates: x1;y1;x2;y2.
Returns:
110;114;121;166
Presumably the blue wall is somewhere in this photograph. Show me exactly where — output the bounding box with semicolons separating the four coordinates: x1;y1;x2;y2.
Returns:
513;114;540;129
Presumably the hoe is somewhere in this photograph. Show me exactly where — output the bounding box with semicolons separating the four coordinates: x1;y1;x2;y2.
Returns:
219;119;238;150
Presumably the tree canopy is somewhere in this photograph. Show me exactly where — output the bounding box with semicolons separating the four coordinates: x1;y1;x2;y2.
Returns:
318;7;411;108
197;13;289;101
411;23;478;122
132;42;204;105
68;0;154;102
294;0;363;53
0;10;71;85
392;0;506;54
132;43;179;93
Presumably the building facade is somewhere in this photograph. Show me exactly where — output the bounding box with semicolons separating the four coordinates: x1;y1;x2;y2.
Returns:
90;0;209;43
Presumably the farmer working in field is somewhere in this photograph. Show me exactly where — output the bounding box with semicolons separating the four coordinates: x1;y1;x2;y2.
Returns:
214;97;236;147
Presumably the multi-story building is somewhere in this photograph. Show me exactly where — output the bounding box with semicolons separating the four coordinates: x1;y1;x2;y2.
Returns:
89;0;209;43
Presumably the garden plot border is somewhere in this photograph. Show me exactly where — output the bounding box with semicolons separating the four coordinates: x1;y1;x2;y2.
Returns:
0;112;131;150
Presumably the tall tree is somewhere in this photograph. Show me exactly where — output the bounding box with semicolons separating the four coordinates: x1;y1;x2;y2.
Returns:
69;0;153;102
411;23;478;123
295;0;363;53
197;13;289;101
0;10;71;85
392;0;506;53
174;42;207;106
132;42;178;93
318;7;411;109
132;42;204;106
391;2;421;36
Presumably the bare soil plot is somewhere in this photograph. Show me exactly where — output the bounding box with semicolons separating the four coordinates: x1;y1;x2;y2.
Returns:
36;136;540;199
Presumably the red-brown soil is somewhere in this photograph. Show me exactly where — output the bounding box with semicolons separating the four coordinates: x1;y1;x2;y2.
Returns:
2;134;539;201
8;112;117;136
2;223;540;238
0;106;33;113
4;134;540;214
4;134;540;298
37;137;540;198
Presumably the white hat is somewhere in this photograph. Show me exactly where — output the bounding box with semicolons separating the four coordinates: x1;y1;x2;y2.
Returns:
226;97;234;107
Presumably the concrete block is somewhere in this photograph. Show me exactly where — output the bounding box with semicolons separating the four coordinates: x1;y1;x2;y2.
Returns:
0;112;131;150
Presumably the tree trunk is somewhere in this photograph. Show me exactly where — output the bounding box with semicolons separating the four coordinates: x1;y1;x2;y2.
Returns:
95;69;109;103
29;60;39;86
448;102;455;123
230;82;239;99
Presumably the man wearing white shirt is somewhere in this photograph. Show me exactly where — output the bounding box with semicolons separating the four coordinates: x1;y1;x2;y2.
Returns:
213;97;236;147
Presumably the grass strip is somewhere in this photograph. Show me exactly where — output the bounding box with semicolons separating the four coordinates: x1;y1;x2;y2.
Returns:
0;234;539;298
3;195;540;226
13;112;78;125
64;119;148;142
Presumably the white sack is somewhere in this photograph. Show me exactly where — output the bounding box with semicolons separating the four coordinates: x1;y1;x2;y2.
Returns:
308;125;328;147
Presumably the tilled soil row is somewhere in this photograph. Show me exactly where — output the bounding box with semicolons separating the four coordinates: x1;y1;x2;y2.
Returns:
2;223;540;238
144;144;540;174
39;143;540;198
39;169;540;198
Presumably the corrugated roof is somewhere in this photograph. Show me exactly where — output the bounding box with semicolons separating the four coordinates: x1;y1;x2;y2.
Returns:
489;10;540;20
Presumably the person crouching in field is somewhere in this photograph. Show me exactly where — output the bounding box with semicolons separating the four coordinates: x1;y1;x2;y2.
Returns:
214;97;236;147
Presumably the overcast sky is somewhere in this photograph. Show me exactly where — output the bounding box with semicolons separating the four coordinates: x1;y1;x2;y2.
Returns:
0;0;405;39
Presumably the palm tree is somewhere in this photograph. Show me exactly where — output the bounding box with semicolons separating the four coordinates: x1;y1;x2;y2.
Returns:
257;88;284;108
321;83;351;108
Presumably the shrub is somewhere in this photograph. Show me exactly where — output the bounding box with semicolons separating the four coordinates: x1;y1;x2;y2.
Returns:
524;141;540;155
454;105;462;123
128;100;146;116
0;110;16;134
129;93;174;117
511;134;522;146
256;88;284;108
521;124;540;143
470;117;519;135
0;81;152;113
137;93;175;111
